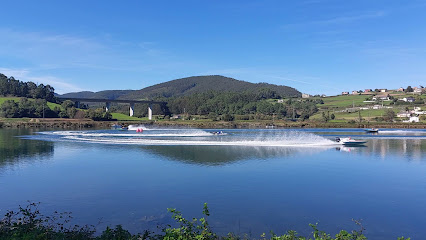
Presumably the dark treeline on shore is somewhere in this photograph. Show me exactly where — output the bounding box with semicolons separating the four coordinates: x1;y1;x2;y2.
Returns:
0;98;55;118
0;73;56;102
112;90;321;120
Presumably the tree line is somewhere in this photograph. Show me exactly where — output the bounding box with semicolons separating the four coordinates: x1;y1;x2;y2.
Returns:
0;73;56;102
110;89;320;120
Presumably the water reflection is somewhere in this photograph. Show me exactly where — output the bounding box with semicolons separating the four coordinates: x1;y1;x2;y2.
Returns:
141;145;333;165
0;129;54;169
365;139;426;161
141;138;426;164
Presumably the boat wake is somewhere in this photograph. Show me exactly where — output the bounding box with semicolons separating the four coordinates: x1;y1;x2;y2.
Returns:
378;130;426;135
32;129;338;148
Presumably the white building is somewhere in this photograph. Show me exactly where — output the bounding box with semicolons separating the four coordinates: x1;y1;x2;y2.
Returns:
414;88;424;94
372;96;390;101
400;97;416;102
302;93;311;98
403;116;419;123
397;113;411;118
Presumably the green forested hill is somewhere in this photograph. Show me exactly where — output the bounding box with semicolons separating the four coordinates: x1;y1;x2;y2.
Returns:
124;75;301;99
60;75;301;100
60;90;133;99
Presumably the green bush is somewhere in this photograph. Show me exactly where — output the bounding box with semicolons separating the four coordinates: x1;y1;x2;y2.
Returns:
0;202;411;240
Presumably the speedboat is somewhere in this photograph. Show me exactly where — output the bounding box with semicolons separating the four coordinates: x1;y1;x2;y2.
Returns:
335;137;367;146
112;124;128;130
365;128;379;133
211;131;227;136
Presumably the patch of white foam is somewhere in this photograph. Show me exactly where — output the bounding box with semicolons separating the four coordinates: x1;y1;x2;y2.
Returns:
40;129;213;137
63;136;336;147
57;130;338;147
127;125;149;130
378;130;426;134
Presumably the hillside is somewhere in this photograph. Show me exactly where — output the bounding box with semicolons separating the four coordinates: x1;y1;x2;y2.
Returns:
60;90;133;99
60;75;301;100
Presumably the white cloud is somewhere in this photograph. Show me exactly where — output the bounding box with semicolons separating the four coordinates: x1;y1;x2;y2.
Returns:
282;10;387;29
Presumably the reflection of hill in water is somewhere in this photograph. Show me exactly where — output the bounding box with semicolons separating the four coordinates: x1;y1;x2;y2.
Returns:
0;129;54;169
142;145;328;166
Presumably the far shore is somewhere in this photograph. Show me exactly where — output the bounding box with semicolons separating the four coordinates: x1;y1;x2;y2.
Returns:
1;118;426;129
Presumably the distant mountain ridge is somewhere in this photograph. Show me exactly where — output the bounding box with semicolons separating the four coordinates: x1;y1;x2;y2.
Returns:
60;75;301;99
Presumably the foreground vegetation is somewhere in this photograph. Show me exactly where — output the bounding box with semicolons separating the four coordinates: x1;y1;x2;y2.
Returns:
0;202;410;240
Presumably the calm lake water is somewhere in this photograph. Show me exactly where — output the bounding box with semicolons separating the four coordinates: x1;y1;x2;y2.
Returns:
1;127;426;239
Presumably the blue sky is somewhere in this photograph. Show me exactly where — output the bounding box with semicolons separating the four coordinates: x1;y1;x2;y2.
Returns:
1;0;426;95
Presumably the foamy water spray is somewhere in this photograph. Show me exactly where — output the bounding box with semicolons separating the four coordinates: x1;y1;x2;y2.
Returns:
38;129;337;147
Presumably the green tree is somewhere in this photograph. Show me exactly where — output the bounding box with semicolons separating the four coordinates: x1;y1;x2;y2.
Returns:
221;114;234;121
321;112;329;122
67;107;77;118
384;109;395;122
61;100;74;110
0;100;20;117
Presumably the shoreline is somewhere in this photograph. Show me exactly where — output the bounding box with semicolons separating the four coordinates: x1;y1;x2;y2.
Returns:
1;118;426;129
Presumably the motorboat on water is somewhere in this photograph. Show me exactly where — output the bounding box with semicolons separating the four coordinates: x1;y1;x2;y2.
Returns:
335;137;367;146
211;131;227;135
111;124;128;130
365;128;379;133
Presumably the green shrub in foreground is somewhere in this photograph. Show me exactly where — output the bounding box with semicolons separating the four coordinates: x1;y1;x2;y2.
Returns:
0;202;411;240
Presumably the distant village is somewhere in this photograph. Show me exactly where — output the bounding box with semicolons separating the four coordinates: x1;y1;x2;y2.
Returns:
302;86;426;123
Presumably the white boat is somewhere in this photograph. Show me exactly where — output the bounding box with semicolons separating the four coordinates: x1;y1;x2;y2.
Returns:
211;131;227;136
335;137;367;146
365;128;379;133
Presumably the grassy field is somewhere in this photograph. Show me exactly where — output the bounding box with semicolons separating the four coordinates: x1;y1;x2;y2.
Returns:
312;107;406;120
46;102;63;110
317;94;379;108
0;97;22;105
333;108;392;119
111;113;145;120
0;117;32;122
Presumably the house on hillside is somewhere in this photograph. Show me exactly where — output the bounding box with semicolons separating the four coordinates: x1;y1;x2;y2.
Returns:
352;91;359;95
365;89;372;93
372;95;390;101
277;99;284;103
397;112;410;118
403;116;419;123
342;91;349;95
380;89;387;93
414;87;424;94
400;97;416;102
396;87;405;92
302;93;311;98
414;107;425;115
